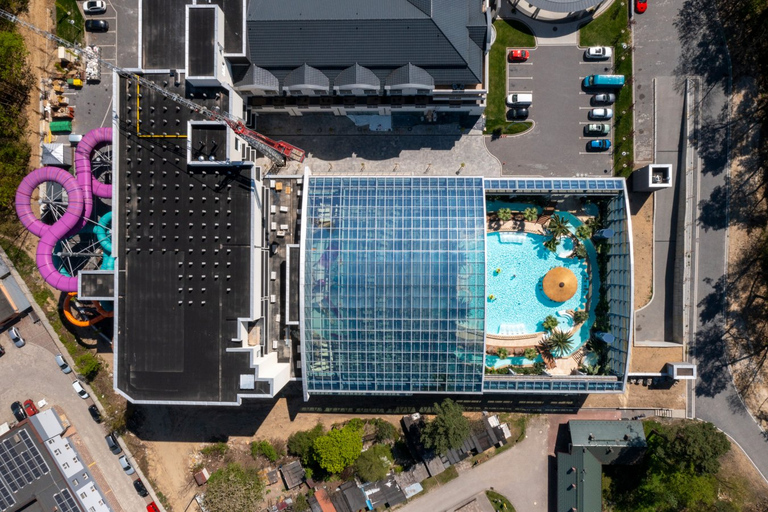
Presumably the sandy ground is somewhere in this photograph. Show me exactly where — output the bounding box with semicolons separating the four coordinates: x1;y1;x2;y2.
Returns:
630;346;683;373
630;190;654;309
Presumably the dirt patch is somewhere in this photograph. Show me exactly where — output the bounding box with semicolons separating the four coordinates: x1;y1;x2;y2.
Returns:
629;346;683;373
718;439;768;508
629;190;653;309
583;378;686;410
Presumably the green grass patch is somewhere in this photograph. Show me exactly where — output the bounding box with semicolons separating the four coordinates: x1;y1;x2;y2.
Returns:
55;0;85;44
486;19;535;135
579;1;634;176
420;465;459;493
486;490;516;512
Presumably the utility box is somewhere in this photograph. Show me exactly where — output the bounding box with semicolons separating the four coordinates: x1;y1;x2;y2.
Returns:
665;362;697;380
634;164;673;192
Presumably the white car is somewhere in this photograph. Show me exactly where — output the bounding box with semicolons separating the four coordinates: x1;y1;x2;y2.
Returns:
7;327;25;348
72;381;90;399
55;354;72;374
119;455;135;475
83;0;106;14
590;108;613;119
585;46;613;59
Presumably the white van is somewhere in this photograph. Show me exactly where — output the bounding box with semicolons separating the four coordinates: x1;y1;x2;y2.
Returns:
506;93;532;106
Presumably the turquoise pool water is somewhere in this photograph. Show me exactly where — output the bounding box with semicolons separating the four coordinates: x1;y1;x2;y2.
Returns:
486;231;589;334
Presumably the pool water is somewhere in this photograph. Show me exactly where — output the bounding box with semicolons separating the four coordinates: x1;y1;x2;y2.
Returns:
486;232;589;335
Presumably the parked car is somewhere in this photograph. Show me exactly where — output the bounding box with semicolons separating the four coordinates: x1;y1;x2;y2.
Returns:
83;0;106;14
590;108;613;119
8;327;25;348
585;46;613;59
105;433;122;455
586;123;611;135
636;0;648;13
85;19;109;32
134;479;149;497
505;93;532;106
147;503;160;512
507;108;529;120
11;401;26;422
88;405;102;423
55;354;72;374
0;344;4;357
23;399;39;417
589;139;612;151
119;455;135;475
507;49;530;62
593;93;616;104
72;381;89;399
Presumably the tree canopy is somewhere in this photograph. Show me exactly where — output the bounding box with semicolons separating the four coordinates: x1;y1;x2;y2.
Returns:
287;423;325;465
202;463;265;512
355;444;393;482
421;398;470;455
312;424;363;474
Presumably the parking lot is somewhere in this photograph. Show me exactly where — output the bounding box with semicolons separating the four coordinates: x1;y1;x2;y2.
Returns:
487;45;617;176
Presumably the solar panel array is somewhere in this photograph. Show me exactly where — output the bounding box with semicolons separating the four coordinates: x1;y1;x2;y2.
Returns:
54;488;81;512
484;178;625;192
0;429;51;511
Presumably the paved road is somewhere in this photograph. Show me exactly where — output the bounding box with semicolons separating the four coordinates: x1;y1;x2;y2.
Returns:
0;317;147;511
398;416;548;512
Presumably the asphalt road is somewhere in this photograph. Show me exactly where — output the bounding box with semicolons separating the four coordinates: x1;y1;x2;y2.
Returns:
398;417;548;512
0;316;147;511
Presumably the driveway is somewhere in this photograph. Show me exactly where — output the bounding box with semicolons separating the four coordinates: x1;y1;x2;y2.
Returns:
0;317;148;511
487;45;614;177
398;416;548;512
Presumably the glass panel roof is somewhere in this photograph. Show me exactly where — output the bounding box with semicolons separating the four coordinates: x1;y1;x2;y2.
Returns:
302;177;487;394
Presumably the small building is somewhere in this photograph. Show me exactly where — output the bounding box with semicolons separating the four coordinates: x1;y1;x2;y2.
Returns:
633;163;673;192
280;460;305;490
557;420;648;512
362;474;407;509
42;143;72;168
0;252;32;327
308;487;336;512
331;481;368;512
194;468;210;486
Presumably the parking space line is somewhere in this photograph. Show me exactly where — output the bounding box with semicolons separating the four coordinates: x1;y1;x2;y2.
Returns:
508;77;533;80
578;107;595;110
578;152;612;155
508;62;534;66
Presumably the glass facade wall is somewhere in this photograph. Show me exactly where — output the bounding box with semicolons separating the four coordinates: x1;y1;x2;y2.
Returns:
301;177;486;396
603;194;632;380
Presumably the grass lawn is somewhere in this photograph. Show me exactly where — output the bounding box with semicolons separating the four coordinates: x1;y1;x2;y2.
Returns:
420;465;459;493
486;19;535;135
55;0;85;44
486;490;516;512
579;1;634;177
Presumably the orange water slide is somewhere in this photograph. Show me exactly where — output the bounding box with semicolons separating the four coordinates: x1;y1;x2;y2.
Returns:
62;292;113;327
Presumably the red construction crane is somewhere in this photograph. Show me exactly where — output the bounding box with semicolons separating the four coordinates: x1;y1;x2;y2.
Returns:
0;9;305;166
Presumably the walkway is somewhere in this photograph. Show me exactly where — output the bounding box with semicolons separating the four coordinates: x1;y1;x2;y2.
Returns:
398;416;549;512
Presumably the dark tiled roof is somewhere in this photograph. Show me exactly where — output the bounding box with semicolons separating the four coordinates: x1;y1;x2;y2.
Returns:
284;64;330;92
527;0;603;13
234;64;280;91
281;460;305;489
385;63;434;89
340;481;367;512
245;0;487;87
334;64;380;91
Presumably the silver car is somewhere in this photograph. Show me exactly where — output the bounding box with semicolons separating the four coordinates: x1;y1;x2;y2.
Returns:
590;108;613;119
593;93;616;104
8;327;25;348
55;354;72;374
119;455;135;475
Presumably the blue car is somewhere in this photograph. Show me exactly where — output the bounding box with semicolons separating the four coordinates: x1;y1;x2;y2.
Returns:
589;139;611;151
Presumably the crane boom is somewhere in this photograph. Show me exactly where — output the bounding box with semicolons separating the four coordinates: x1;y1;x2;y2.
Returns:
0;8;305;166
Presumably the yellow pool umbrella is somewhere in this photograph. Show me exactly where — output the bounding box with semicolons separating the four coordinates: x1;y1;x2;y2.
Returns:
543;267;578;302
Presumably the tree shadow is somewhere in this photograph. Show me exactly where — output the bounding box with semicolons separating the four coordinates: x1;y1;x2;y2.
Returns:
692;321;730;398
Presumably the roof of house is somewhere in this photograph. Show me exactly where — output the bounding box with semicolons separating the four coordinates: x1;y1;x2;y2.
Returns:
362;475;407;509
340;481;368;511
557;448;603;512
309;488;336;512
569;420;647;465
245;0;489;88
281;460;305;489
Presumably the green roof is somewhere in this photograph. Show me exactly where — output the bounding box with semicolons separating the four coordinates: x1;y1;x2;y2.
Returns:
568;420;646;464
557;449;602;512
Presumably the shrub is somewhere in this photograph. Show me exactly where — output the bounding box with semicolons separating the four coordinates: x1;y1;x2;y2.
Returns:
201;442;229;457
293;493;310;512
250;440;282;462
497;347;508;359
523;207;538;222
355;444;393;482
574;243;588;259
523;347;538;360
202;463;265;512
371;419;398;443
572;310;589;324
288;424;325;465
542;315;559;332
576;224;593;240
75;352;101;380
497;208;513;222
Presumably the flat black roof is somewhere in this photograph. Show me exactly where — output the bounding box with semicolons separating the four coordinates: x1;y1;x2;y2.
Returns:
287;245;299;323
115;73;258;403
206;0;244;54
188;8;216;77
190;125;228;161
80;272;114;298
141;0;191;70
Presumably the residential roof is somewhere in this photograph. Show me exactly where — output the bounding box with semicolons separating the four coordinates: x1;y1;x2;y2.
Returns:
557;448;602;512
525;0;604;14
385;63;434;90
569;420;647;465
362;475;406;509
309;488;336;512
245;0;488;87
339;481;367;512
281;460;305;489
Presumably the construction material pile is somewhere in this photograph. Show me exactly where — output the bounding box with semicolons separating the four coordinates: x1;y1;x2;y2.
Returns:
84;45;101;81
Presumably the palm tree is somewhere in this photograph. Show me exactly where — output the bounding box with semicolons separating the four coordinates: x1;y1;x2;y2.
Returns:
523;207;538;222
580;363;602;375
497;208;513;222
547;214;571;239
546;329;574;357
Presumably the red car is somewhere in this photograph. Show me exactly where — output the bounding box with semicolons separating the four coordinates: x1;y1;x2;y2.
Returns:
635;0;647;13
23;399;38;417
507;49;530;62
147;503;160;512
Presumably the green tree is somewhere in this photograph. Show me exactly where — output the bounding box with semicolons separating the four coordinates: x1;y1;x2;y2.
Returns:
250;440;282;463
576;223;593;240
421;398;470;455
574;243;588;259
287;424;325;465
547;214;571;239
572;310;589;324
202;463;265;512
542;315;559;332
293;493;310;512
523;207;538;222
312;425;363;474
355;444;393;482
75;353;101;380
544;236;559;252
545;330;573;357
665;422;730;474
372;419;398;443
497;347;508;359
497;208;513;222
523;347;538;360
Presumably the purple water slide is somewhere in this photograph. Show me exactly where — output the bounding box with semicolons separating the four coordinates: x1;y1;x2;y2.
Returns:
14;127;113;292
